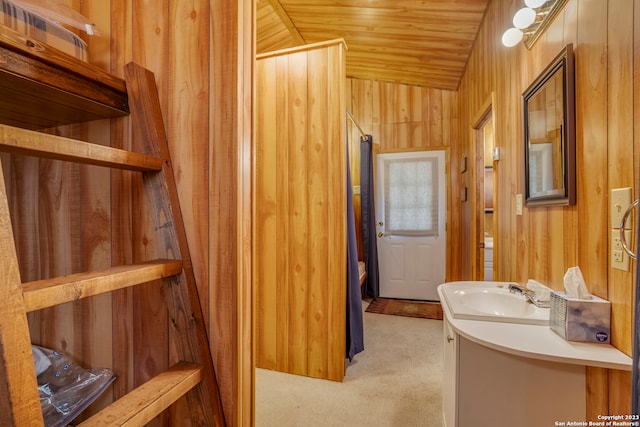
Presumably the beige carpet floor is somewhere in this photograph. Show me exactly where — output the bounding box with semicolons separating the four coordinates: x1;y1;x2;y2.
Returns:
255;302;444;426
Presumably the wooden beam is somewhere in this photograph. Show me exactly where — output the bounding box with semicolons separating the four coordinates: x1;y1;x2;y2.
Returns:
0;153;43;426
267;0;306;45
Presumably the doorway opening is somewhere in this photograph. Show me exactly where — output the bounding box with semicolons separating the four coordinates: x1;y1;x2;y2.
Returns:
472;96;497;281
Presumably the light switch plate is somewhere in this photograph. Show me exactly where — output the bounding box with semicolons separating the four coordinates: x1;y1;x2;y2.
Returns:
611;187;632;229
515;194;523;216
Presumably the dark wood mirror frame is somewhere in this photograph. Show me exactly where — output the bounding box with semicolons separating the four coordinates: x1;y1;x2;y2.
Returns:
523;44;576;207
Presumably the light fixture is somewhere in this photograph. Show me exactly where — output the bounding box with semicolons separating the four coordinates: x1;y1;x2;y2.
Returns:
501;0;568;49
502;28;523;48
513;7;536;29
525;0;547;8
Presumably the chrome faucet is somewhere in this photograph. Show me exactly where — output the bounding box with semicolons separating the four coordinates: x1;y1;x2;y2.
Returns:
508;283;551;308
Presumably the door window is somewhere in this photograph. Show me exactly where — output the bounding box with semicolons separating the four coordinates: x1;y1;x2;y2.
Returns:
384;157;439;236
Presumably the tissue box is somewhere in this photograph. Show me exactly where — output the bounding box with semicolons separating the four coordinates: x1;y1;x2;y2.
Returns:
549;291;611;344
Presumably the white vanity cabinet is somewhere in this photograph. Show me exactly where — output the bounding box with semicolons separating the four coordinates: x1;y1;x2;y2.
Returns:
439;281;632;426
443;316;586;427
442;319;458;427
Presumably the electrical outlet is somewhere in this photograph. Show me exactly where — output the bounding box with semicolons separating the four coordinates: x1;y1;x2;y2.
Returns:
611;229;631;271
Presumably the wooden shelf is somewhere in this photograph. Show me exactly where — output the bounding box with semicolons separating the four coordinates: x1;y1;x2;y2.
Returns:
78;363;203;427
0;25;129;130
0;123;162;171
22;260;183;312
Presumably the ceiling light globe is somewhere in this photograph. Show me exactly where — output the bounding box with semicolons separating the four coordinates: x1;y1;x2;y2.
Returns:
513;7;536;29
501;28;523;47
524;0;547;8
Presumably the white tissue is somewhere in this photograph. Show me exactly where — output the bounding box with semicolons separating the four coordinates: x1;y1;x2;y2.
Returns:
526;279;551;302
563;266;592;300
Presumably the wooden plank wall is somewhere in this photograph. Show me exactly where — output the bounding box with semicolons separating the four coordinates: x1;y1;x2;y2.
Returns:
1;1;254;425
255;40;347;382
453;0;634;418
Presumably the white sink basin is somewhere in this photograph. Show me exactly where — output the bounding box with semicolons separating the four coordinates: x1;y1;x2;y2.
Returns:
438;281;550;325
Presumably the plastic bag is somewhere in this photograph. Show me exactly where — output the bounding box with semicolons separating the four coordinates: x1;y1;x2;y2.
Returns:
33;345;115;427
10;0;100;35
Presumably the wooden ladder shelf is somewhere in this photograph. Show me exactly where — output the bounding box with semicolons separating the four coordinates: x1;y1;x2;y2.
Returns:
0;62;225;426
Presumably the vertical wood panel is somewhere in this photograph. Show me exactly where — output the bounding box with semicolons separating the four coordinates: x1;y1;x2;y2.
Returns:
287;50;310;376
326;43;347;381
211;0;254;425
168;0;210;335
306;46;329;378
238;1;255;422
109;0;136;407
607;0;635;415
275;54;291;374
79;161;114;417
38;158;81;353
130;4;169;425
429;89;444;147
607;0;635;355
166;1;211;418
210;0;254;421
609;369;632;418
576;0;608;299
255;58;277;370
75;7;116;415
586;367;609;421
256;40;347;382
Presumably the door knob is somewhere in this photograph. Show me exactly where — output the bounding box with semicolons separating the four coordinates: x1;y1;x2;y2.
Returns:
378;232;384;238
378;221;383;226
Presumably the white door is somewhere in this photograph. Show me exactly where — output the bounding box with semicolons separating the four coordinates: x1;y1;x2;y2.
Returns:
376;150;446;301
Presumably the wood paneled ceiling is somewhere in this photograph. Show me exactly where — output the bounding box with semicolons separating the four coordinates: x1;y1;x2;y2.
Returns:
256;0;490;90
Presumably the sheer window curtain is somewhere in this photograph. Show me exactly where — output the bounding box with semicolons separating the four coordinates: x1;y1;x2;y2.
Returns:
384;157;439;236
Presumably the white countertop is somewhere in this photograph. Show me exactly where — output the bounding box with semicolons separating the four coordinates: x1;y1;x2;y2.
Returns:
438;283;632;371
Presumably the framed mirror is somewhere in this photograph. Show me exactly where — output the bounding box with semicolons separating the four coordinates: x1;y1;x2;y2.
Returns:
523;44;575;207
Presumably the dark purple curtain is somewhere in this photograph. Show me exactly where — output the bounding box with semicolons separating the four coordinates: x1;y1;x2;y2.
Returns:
360;135;380;297
346;142;364;360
